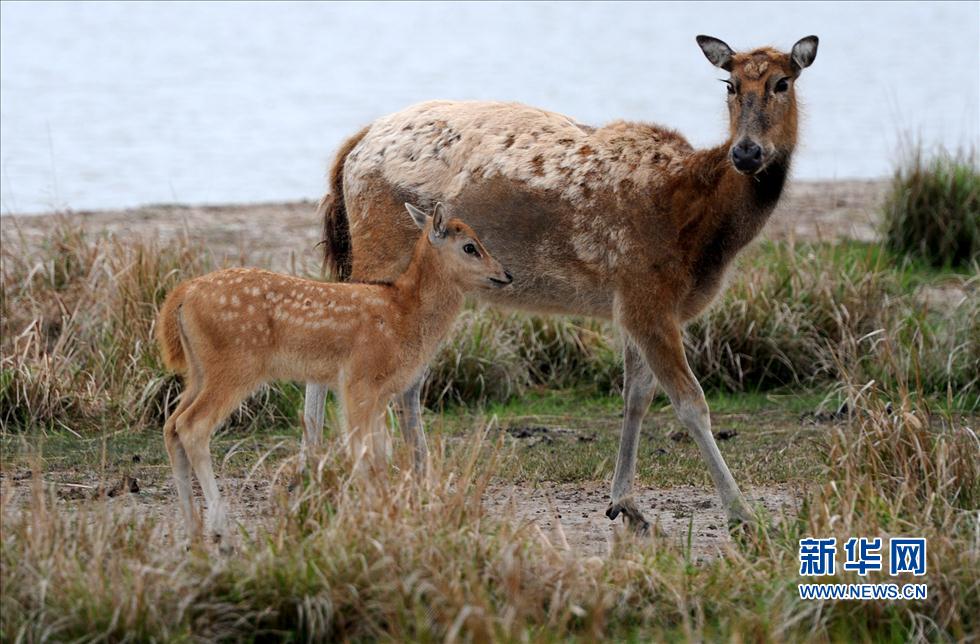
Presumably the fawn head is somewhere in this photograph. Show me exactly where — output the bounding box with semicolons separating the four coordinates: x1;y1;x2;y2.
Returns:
697;34;818;175
404;202;513;290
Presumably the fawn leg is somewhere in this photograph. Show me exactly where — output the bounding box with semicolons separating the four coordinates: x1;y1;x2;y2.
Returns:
395;371;429;477
165;322;206;538
342;384;384;476
177;382;252;543
369;402;391;470
164;386;200;537
623;312;754;525
606;340;659;533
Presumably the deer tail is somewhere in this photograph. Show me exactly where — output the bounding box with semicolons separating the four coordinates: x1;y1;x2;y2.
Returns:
156;282;190;373
320;126;369;281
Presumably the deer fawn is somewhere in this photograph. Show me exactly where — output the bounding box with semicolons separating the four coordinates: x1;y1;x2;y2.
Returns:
157;203;512;541
309;35;819;532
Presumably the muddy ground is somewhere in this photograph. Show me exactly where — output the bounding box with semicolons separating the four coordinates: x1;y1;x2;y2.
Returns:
2;403;823;559
1;469;801;561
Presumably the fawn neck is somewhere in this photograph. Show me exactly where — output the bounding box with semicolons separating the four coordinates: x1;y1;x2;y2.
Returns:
391;236;466;342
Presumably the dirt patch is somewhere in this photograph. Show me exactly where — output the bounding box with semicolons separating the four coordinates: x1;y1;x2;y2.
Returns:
763;179;887;243
504;424;597;445
484;481;801;560
0;466;284;543
915;281;974;309
0;200;324;273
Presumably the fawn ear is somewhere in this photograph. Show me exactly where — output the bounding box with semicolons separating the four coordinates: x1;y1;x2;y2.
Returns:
429;202;449;241
404;202;429;230
696;35;734;71
791;35;818;73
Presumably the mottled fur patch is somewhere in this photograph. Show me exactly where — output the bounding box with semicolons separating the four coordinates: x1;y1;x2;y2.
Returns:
344;101;693;209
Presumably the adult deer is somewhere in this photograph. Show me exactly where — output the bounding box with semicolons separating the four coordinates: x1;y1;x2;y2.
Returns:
307;35;818;530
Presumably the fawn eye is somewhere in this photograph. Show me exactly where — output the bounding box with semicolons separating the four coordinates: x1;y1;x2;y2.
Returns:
774;77;789;93
463;243;480;257
723;80;736;95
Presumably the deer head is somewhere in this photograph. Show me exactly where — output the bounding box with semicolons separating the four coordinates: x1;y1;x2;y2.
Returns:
697;34;818;175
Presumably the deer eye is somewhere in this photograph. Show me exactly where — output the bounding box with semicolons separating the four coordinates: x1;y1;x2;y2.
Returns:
724;80;736;95
774;77;790;93
463;243;480;257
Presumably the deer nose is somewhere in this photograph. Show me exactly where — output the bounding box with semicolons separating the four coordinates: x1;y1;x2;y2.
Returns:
731;140;763;173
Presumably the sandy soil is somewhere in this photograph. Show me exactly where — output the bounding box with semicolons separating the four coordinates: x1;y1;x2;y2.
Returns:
485;481;801;560
0;179;888;271
1;468;800;560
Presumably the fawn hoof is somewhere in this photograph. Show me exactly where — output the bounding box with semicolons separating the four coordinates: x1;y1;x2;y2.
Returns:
211;530;237;556
606;498;651;535
217;539;235;556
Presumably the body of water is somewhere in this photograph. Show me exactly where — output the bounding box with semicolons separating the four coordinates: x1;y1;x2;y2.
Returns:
1;1;977;214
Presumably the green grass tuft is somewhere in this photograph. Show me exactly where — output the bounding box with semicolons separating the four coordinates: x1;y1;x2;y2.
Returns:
883;146;980;268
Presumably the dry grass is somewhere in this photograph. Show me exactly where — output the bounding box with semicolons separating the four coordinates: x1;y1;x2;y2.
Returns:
2;219;976;441
1;217;978;640
689;242;978;402
2;371;977;641
0;220;302;435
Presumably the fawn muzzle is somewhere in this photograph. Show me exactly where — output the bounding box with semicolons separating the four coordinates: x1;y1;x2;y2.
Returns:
488;270;513;288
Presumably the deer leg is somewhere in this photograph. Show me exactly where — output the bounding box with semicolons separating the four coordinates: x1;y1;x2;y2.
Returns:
301;382;329;471
395;371;429;477
624;315;755;526
606;341;658;533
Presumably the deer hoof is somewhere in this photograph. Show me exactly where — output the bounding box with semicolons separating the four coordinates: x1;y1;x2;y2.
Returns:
727;504;758;529
606;498;650;535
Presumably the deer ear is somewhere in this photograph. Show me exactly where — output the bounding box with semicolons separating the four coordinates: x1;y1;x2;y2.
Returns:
430;202;449;239
696;35;734;71
404;202;429;230
791;35;818;73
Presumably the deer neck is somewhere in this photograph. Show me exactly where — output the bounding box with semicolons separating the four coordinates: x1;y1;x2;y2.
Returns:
672;140;792;306
684;141;792;253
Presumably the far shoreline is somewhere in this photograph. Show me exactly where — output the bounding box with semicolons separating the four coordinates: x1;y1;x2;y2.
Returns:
0;177;889;220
